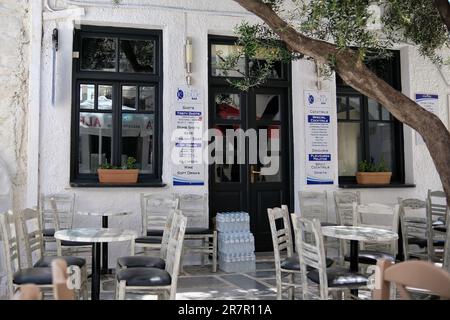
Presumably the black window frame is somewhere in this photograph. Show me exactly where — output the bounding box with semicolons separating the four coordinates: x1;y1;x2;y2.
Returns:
70;26;163;185
337;50;405;185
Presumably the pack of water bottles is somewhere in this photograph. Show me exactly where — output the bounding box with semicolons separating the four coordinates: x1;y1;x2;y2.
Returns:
217;211;256;273
216;212;250;232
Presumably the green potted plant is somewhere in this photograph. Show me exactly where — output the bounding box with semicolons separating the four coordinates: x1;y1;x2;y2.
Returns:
97;157;139;184
356;158;392;185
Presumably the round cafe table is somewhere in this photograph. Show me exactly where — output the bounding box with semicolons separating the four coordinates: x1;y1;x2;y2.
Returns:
321;226;398;296
77;211;132;274
54;228;137;300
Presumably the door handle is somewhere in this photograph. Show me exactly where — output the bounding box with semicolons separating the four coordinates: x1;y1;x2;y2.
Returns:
250;165;261;183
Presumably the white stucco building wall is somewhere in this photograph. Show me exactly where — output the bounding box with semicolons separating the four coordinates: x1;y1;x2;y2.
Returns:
1;0;449;271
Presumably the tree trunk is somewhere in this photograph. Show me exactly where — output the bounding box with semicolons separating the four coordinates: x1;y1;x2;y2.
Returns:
234;0;450;206
435;0;450;32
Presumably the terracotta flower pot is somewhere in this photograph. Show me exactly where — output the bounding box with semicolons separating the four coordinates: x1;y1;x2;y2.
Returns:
97;169;139;184
356;172;392;185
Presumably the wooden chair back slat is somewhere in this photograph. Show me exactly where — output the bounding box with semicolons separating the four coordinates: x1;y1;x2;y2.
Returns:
18;208;45;268
334;191;361;226
140;193;179;235
268;206;294;271
176;193;208;228
299;191;328;223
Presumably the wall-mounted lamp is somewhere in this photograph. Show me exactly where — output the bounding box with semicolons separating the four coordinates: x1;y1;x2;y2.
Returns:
185;37;193;85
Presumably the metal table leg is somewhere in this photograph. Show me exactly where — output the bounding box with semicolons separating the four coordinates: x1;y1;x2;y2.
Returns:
91;242;101;300
102;216;109;274
350;240;359;297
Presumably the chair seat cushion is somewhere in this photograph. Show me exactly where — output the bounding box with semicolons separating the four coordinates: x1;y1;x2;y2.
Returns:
43;228;55;237
146;230;164;237
281;255;334;271
34;256;86;268
61;240;93;247
408;237;445;248
185;228;212;235
117;256;165;269
345;250;395;265
117;267;171;286
321;222;338;227
135;237;162;245
13;268;53;285
307;266;368;288
433;226;447;233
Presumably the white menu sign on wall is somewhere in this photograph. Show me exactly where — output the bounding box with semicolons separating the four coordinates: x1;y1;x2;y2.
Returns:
415;93;439;145
172;86;205;186
304;90;334;185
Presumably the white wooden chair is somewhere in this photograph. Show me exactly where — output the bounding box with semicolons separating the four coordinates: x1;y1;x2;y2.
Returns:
116;209;182;271
349;203;399;267
426;190;448;261
299;191;335;226
134;193;179;255
0;211;53;299
398;198;430;260
268;205;302;300
18;208;87;299
292;215;367;300
177;193;217;273
116;214;187;300
39;193;75;255
373;259;450;300
333;191;361;263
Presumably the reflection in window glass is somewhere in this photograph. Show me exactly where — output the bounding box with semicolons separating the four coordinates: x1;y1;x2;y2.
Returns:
337;96;347;120
368;98;380;120
255;125;281;182
256;94;280;121
215;94;240;120
381;106;391;121
80;84;95;110
119;39;155;73
139;86;155;112
122;114;154;173
211;44;245;77
348;97;361;120
122;86;137;111
81;38;116;72
98;85;113;110
338;122;361;176
369;122;393;170
79;112;113;173
213;124;241;183
249;59;282;79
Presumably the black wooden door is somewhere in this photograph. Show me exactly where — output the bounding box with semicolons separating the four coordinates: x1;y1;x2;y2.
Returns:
209;87;292;251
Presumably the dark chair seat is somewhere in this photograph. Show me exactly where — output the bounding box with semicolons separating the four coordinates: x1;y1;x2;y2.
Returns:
185;228;212;235
307;266;368;288
135;236;162;245
117;256;165;269
13;268;53;285
408;237;445;248
321;222;338;227
433;225;447;233
34;256;86;268
344;250;395;265
43;228;55;237
61;240;93;247
281;254;334;271
117;267;171;287
146;230;163;237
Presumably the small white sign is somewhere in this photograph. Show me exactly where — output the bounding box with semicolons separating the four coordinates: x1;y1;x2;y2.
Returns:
415;93;439;145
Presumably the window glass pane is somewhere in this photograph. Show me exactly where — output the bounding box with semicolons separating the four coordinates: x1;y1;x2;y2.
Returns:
337;96;347;120
122;86;137;111
338;122;362;176
211;44;245;77
79;113;113;173
249;59;282;79
381;105;391;121
215;93;241;120
255;125;281;182
369;122;393;171
256;94;281;121
98;85;113;110
348;97;361;120
80;84;95;110
122;113;154;174
368;98;380;120
81;37;116;72
213;124;241;183
119;39;155;73
215;93;240;120
139;86;156;112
